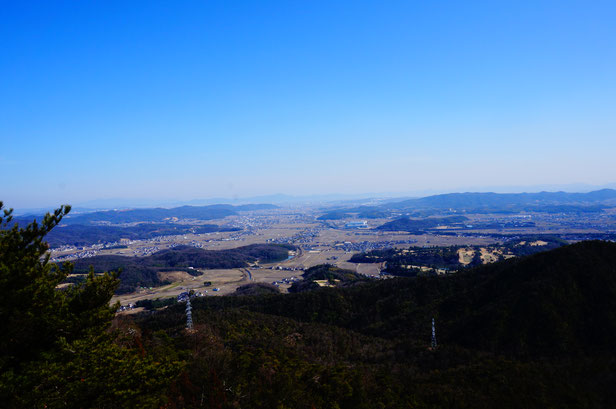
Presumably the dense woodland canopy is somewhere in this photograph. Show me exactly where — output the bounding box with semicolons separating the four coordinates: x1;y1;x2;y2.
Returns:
2;202;616;408
375;215;469;232
288;264;370;292
131;240;616;408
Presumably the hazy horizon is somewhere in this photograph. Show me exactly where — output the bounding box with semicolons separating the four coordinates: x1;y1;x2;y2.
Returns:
8;182;616;214
3;2;615;209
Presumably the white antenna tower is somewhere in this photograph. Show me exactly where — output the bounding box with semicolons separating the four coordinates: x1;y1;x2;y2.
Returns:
431;317;437;349
186;297;193;330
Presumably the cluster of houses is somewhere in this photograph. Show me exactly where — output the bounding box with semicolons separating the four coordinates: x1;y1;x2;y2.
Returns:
131;245;160;256
344;220;369;229
267;228;319;245
271;276;299;286
118;303;136;311
270;265;301;271
51;249;99;263
331;239;417;253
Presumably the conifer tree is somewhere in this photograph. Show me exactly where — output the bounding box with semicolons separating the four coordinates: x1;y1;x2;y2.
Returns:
0;202;183;408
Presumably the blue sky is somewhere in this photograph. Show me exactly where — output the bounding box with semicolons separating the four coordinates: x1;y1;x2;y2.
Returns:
2;1;615;208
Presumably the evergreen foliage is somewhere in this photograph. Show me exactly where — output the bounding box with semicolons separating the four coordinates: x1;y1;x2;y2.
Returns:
233;282;281;296
376;215;468;232
288;264;370;292
131;241;616;408
0;202;183;408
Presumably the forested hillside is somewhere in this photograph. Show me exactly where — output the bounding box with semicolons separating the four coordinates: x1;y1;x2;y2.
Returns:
376;215;468;232
124;240;616;408
5;204;616;407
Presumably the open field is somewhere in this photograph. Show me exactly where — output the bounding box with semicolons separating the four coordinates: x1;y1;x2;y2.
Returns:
112;268;246;305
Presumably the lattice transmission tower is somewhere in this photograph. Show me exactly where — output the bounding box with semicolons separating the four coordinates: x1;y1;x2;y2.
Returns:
186;298;193;330
431;317;437;349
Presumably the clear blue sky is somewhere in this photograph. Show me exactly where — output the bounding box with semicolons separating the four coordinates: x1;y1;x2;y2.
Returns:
2;1;615;208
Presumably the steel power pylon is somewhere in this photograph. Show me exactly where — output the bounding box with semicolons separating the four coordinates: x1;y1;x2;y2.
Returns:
431;317;437;349
186;298;193;330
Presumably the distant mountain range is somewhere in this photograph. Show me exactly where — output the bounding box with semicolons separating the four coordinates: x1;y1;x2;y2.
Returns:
9;189;616;227
323;189;616;217
386;189;616;210
66;193;386;210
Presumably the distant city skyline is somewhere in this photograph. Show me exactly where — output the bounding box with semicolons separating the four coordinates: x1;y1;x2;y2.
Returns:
2;1;615;209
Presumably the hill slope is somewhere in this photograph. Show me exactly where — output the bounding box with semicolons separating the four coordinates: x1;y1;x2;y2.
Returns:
131;240;616;408
376;215;468;232
441;240;616;356
191;240;616;357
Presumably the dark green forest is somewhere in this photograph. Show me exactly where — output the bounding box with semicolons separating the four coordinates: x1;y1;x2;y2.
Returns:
288;264;370;292
376;216;469;232
2;203;616;408
126;239;616;408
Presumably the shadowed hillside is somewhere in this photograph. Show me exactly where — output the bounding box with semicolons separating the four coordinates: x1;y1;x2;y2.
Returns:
129;240;616;408
195;240;616;357
376;215;469;232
